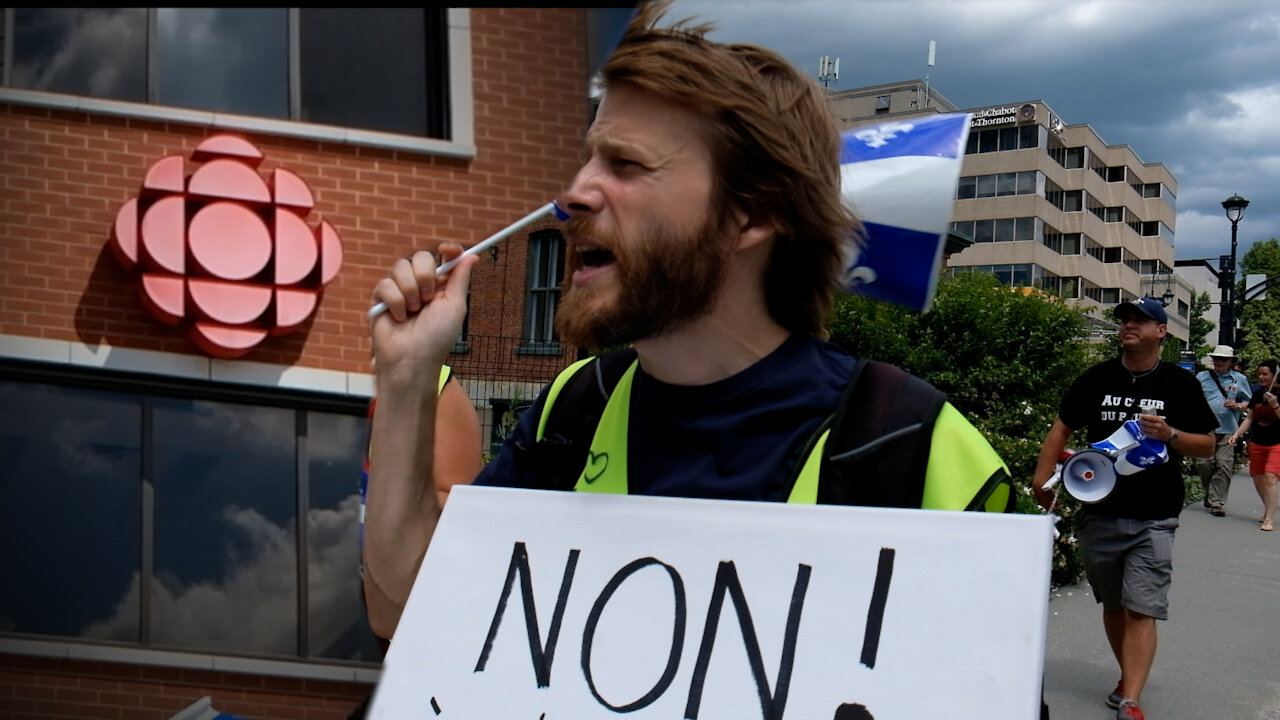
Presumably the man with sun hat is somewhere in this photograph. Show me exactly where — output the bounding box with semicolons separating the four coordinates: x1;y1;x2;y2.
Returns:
1196;344;1251;516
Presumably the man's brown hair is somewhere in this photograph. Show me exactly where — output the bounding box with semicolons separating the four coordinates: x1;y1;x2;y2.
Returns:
598;0;860;335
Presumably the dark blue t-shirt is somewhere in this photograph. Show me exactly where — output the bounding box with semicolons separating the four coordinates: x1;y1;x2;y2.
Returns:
475;333;856;501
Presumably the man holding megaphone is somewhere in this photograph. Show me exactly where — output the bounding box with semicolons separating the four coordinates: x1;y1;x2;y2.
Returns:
1033;297;1217;720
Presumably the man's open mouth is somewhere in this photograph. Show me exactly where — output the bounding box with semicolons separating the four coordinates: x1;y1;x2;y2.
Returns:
573;243;616;268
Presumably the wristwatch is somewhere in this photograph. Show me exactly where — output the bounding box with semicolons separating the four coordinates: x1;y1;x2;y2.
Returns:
1168;431;1179;447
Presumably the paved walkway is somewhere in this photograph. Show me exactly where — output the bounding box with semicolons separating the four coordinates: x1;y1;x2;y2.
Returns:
1043;471;1280;719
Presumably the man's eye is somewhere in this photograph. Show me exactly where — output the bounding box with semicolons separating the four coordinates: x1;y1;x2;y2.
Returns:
612;157;643;170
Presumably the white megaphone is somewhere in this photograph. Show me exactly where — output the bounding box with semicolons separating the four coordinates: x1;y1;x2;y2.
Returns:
1044;448;1118;503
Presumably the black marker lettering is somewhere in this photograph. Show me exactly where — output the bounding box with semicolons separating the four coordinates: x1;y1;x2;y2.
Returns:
474;542;580;688
581;558;687;712
685;562;811;720
859;548;895;669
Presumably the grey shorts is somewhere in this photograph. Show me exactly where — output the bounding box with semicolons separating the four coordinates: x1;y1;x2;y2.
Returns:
1077;514;1179;619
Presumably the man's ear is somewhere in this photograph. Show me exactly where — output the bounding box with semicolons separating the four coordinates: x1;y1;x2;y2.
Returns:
733;208;776;251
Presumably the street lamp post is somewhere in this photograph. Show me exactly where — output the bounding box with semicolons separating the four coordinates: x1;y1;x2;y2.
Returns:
1219;193;1250;346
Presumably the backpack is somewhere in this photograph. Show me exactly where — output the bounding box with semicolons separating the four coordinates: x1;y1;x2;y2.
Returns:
514;347;975;509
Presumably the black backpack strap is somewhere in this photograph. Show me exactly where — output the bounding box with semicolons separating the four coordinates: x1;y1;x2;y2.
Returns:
512;347;638;491
816;358;947;508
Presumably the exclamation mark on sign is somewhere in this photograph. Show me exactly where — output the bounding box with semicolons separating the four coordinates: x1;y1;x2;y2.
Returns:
831;547;896;719
860;548;895;668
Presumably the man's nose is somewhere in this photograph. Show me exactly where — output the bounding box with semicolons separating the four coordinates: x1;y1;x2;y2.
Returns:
557;159;604;216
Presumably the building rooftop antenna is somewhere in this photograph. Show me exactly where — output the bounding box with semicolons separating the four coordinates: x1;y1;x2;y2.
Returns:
818;55;840;89
924;40;935;108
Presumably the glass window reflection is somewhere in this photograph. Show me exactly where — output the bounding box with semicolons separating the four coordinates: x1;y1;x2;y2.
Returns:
306;410;380;662
299;8;445;137
151;397;297;656
12;8;147;102
6;8;451;140
0;382;141;640
156;8;288;118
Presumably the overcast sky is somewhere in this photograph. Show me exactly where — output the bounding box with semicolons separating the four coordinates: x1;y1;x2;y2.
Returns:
668;0;1280;265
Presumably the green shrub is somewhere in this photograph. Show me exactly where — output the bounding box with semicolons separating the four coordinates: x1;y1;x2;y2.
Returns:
827;273;1093;586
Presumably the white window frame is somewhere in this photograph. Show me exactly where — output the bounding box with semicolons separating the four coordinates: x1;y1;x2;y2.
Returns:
0;8;475;158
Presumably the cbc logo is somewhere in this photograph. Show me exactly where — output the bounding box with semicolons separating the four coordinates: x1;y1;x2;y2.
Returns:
109;134;343;358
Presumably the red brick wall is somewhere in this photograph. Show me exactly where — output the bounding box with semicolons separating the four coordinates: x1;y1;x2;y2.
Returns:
0;655;372;720
0;8;589;376
0;8;590;716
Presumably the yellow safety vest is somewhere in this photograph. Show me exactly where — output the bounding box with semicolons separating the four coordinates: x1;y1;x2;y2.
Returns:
536;357;1010;511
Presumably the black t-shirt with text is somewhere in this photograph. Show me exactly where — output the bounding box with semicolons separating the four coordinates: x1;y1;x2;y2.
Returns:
1058;358;1217;520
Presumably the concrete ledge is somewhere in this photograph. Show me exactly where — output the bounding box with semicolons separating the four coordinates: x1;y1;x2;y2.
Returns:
0;636;379;684
0;334;373;398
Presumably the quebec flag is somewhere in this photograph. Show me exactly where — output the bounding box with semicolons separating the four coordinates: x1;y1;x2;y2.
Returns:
839;112;972;313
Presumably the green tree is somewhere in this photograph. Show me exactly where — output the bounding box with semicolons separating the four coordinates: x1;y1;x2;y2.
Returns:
827;273;1093;585
1238;238;1280;366
1188;289;1215;357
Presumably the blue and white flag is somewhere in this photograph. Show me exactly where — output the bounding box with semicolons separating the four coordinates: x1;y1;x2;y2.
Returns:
839;112;972;313
1090;419;1144;455
1090;419;1169;475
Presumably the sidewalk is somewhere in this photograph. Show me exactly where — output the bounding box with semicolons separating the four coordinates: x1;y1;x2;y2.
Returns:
1042;471;1280;719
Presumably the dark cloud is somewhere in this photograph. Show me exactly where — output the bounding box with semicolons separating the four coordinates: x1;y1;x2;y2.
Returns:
673;0;1280;261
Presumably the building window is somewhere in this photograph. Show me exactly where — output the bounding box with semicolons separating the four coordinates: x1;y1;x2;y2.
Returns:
973;219;994;243
0;382;142;640
1083;285;1123;304
1040;274;1080;300
1049;145;1085;169
305;411;378;661
1086;196;1125;223
1020;124;1039;149
150;398;300;656
952;263;1035;287
874;95;890;114
522;230;564;351
1136;259;1172;279
1046;181;1083;212
955;218;1035;245
1088;245;1124;264
1132;181;1161;198
1043;231;1082;256
999;127;1019;151
1129;220;1160;236
6;8;451;140
964;125;1039;154
1089;157;1128;183
0;367;376;664
957;171;1037;200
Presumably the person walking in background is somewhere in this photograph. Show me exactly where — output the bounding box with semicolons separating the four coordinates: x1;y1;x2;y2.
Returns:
1196;345;1251;516
1228;358;1280;532
1033;297;1216;720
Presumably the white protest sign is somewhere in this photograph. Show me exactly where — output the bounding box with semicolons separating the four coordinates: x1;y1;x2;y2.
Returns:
369;486;1054;719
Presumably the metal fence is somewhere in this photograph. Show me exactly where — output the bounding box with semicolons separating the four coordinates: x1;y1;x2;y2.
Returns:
444;333;583;458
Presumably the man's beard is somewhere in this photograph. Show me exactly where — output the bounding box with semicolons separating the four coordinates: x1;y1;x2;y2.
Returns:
555;212;735;351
